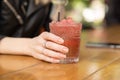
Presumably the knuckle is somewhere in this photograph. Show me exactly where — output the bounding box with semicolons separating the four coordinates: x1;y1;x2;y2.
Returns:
49;58;55;63
42;48;46;54
45;41;51;48
41;32;49;36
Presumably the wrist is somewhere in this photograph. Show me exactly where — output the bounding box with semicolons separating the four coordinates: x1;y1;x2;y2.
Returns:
0;37;32;55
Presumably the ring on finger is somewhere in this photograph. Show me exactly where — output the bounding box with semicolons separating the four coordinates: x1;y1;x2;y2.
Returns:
43;41;47;48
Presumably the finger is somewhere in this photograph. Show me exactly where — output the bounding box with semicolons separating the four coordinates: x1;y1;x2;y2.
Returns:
33;36;46;47
40;32;64;44
34;46;66;59
32;52;60;63
45;41;69;53
42;48;66;59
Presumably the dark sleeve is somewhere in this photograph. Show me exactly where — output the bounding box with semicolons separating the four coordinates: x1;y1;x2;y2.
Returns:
0;35;6;40
0;1;7;41
43;3;52;32
0;0;13;40
0;0;6;40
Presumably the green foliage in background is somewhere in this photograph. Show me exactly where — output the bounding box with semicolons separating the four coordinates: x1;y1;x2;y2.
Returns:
66;0;91;10
66;0;92;29
66;0;105;29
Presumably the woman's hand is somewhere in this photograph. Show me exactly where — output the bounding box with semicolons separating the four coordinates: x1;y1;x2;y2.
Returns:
28;32;69;63
0;32;69;63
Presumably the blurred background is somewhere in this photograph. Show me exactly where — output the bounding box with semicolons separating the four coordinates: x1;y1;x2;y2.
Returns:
51;0;120;29
65;0;105;29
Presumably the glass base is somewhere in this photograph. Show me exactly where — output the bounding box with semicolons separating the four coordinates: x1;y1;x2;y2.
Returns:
60;57;79;64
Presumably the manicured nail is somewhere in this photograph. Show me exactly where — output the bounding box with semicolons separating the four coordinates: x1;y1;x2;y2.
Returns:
53;60;60;63
58;38;64;43
63;47;69;53
61;54;66;58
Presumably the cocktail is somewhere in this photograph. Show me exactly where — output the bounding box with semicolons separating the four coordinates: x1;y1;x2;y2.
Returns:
50;18;82;63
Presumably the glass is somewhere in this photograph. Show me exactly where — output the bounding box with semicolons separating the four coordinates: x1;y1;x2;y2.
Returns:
50;19;82;63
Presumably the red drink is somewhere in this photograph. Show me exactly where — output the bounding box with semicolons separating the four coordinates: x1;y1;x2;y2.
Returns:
50;18;82;63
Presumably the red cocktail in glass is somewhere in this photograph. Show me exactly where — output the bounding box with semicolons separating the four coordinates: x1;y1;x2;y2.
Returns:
50;18;82;63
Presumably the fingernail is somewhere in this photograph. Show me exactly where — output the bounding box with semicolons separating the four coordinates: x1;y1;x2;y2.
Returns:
53;60;60;63
63;47;69;53
61;54;66;58
58;38;64;43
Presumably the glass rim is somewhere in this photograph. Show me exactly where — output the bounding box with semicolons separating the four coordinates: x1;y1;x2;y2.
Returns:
49;23;82;27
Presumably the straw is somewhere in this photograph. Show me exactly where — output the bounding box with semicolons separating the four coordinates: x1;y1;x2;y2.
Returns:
58;12;60;21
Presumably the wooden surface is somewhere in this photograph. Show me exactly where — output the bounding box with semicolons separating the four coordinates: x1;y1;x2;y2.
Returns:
0;26;120;80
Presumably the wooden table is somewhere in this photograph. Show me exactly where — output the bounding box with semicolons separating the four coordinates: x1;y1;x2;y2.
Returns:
0;26;120;80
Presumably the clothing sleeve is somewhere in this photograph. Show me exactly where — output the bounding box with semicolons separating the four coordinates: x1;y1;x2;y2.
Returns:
43;3;52;32
0;35;6;40
0;0;7;40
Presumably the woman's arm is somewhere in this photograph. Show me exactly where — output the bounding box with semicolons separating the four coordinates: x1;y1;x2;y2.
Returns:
0;32;69;63
0;37;32;55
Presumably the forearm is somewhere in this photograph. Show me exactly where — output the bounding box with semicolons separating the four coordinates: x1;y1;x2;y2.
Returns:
0;37;31;55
